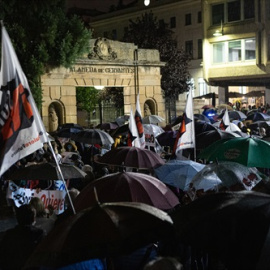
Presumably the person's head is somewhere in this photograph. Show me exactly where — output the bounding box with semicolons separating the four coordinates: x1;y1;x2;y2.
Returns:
29;197;46;218
144;257;183;270
65;188;80;209
15;204;36;226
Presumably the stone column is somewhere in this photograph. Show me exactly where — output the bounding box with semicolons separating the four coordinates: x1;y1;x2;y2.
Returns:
218;86;229;105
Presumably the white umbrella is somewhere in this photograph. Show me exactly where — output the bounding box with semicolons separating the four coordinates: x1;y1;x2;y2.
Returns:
143;124;164;137
142;115;165;124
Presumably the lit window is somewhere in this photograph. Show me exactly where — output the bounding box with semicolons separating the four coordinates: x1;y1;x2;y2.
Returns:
244;39;256;60
198;78;208;96
229;40;241;62
213;43;226;63
185;14;191;26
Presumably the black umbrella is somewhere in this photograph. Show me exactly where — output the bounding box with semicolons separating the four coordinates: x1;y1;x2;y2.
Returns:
8;162;87;180
55;127;83;138
71;129;114;145
25;201;173;269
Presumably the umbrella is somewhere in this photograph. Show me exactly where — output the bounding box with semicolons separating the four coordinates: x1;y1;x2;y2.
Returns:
196;129;240;149
97;146;165;169
199;137;270;168
8;162;87;180
218;110;247;120
96;122;119;130
170;191;270;270
201;105;214;110
195;121;216;135
71;129;114;145
54;127;83;138
143;124;164;137
217;104;233;111
73;172;180;211
142;115;165;124
188;161;262;200
57;123;83;130
111;123;129;137
115;115;130;126
25;201;173;269
156;131;178;148
154;160;205;191
246;112;270;122
194;113;211;123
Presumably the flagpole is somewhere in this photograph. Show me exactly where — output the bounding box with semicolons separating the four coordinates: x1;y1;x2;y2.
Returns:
47;141;76;215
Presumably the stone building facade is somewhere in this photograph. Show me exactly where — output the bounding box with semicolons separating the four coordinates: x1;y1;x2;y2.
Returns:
41;38;165;131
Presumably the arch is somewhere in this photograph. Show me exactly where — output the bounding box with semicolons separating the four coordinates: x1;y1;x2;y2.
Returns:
48;101;64;132
144;99;157;116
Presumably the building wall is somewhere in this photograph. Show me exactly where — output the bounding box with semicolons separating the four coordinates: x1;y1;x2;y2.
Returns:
41;38;165;131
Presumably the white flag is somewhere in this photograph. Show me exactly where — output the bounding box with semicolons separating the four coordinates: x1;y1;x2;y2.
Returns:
219;108;230;130
128;108;140;148
174;91;195;155
135;94;145;148
0;25;49;177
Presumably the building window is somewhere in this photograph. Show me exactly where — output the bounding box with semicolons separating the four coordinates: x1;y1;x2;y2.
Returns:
244;39;256;60
213;38;256;63
213;43;226;63
198;11;202;23
228;0;241;22
185;13;192;26
244;0;255;19
198;78;208;96
185;40;193;58
198;39;203;59
170;17;176;28
159;19;165;27
212;3;224;25
229;40;241;62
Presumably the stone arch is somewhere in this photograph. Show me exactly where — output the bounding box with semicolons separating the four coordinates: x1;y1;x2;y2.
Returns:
48;101;64;132
144;99;157;117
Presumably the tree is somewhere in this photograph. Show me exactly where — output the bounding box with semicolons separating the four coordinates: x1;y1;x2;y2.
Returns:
0;0;91;109
76;87;100;127
123;11;192;99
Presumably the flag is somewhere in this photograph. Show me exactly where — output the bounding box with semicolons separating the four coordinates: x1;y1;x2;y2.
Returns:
0;25;49;177
173;91;195;155
219;108;230;130
135;94;145;148
127;108;140;147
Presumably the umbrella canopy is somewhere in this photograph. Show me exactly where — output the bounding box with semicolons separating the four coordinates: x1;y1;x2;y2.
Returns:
97;146;165;169
196;129;240;150
194;113;211;123
115;115;130;126
142;115;165;124
218;110;247;120
195;121;217;135
170;191;270;270
57;123;83;130
143;124;164;137
111;123;129;137
188;161;262;200
154;160;205;191
54;127;83;138
73;172;180;211
95;122;119;130
71;129;114;145
156;130;178;148
217;104;233;111
25;201;173;269
246;112;270;122
8;162;87;180
199;137;270;168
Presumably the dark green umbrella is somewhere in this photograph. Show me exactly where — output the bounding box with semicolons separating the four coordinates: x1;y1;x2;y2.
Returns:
199;137;270;168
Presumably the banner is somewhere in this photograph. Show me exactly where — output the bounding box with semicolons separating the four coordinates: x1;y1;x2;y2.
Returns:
7;181;66;215
174;91;195;155
135;94;145;148
0;25;48;177
127;108;140;147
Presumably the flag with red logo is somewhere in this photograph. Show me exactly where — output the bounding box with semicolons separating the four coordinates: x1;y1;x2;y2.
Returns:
173;91;195;156
219;108;230;130
0;25;48;177
127;108;140;147
135;94;145;148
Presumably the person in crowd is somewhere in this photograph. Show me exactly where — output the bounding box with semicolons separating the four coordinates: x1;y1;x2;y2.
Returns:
0;204;45;270
29;197;56;235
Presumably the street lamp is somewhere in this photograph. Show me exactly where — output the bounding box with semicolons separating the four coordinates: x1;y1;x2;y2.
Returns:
144;0;150;6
